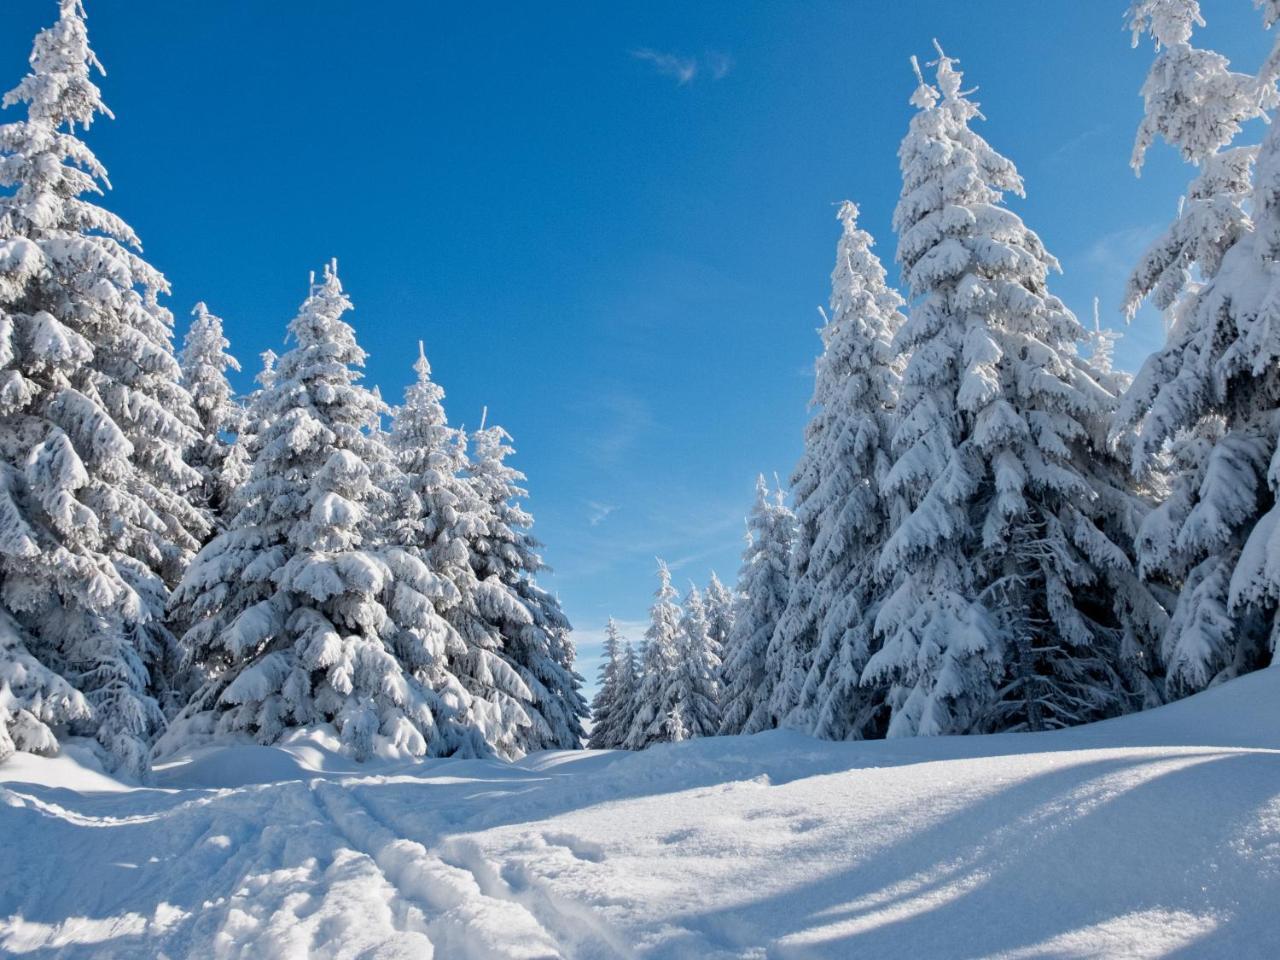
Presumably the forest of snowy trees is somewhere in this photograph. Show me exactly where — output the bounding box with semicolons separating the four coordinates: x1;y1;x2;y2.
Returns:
0;1;584;777
591;3;1280;750
5;0;1280;774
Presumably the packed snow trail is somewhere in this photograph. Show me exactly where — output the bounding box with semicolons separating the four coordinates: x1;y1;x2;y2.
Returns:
3;669;1280;959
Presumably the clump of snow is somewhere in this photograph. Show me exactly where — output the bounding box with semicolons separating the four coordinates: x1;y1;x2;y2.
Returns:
3;666;1278;958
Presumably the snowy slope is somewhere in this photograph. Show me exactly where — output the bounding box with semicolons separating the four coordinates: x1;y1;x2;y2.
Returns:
2;669;1279;959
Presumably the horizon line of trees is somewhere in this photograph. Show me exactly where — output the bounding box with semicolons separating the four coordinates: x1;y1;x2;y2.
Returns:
592;2;1280;749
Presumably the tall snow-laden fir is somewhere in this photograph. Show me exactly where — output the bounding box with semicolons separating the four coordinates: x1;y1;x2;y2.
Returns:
180;302;246;526
1116;1;1280;696
467;420;587;753
719;476;795;736
865;45;1164;737
162;264;465;760
388;344;507;757
773;201;906;741
586;617;635;749
0;0;206;774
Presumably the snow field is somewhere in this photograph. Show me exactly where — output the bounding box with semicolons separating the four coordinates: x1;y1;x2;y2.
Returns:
3;667;1278;958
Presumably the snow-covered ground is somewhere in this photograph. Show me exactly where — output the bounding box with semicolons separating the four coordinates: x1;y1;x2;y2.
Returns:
3;669;1278;959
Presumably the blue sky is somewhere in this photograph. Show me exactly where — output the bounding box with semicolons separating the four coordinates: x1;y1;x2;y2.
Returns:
1;2;1274;691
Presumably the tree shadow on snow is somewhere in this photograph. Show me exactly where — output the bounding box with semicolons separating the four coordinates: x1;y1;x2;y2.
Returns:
659;750;1280;959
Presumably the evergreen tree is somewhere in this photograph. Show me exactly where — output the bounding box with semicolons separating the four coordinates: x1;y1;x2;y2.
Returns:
467;420;587;752
180;302;245;525
1116;2;1280;695
719;476;795;735
390;348;515;757
674;584;721;738
1123;0;1272;320
0;0;204;773
229;348;277;486
774;201;906;741
162;264;464;760
586;617;633;749
625;560;687;748
704;571;734;673
617;638;638;744
866;46;1164;737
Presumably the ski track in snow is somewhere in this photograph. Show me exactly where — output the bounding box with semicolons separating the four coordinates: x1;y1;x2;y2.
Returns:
3;670;1280;959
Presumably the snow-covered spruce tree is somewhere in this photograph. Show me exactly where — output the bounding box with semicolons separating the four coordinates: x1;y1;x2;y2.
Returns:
771;201;907;741
228;348;277;479
673;584;721;738
467;420;587;752
162;264;466;760
865;46;1165;737
0;0;208;773
625;560;688;748
586;617;636;749
180;302;245;526
718;476;795;736
1123;0;1273;320
389;345;512;757
1116;2;1280;696
703;571;734;670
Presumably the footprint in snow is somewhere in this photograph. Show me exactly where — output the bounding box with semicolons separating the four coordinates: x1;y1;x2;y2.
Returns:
541;831;606;863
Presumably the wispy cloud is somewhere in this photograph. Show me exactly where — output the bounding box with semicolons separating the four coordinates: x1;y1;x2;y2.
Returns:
575;391;656;470
705;50;734;81
632;48;733;86
587;500;618;527
1080;222;1164;276
1062;220;1168;373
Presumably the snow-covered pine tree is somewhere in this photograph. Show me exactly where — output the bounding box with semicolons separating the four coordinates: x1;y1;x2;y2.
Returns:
624;560;687;748
673;584;721;738
771;201;907;741
389;345;515;757
865;45;1164;737
230;348;277;473
1116;2;1280;696
586;617;635;748
1124;0;1273;320
467;419;587;752
703;572;734;671
248;348;278;431
0;0;208;773
162;263;464;760
718;476;795;736
621;639;639;733
180;303;245;526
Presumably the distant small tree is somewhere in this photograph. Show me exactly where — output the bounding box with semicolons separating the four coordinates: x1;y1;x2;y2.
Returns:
587;618;635;748
719;477;795;735
625;560;686;748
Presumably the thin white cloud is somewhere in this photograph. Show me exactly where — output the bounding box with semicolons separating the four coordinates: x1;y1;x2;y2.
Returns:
706;50;733;81
633;48;698;85
632;48;733;86
587;500;618;527
1080;222;1164;276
